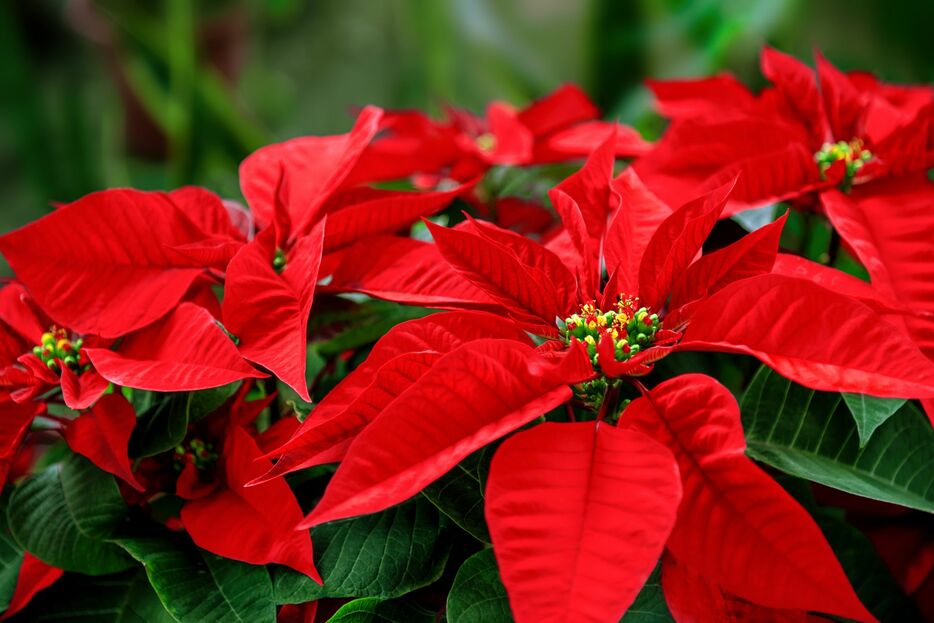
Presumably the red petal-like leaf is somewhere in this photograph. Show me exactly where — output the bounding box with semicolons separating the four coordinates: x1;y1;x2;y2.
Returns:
680;274;934;398
181;426;320;581
240;106;383;237
647;74;756;121
0;554;62;621
323;182;472;252
638;180;733;309
427;222;568;325
603;169;674;296
59;366;110;411
63;393;144;491
552;132;618;240
518;84;600;135
301;339;590;527
550;190;599;300
85;303;264;392
625;374;875;622
486;422;681;623
661;554;817;623
327;236;499;310
760;47;830;143
0;190;220;337
222;223;325;401
251;351;442;483
669;211;787;309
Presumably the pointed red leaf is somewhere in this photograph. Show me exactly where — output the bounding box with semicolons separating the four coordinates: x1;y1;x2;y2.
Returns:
552;132;618;240
815;51;864;141
538;121;650;161
323;182;473;252
486;422;681;623
240;106;383;237
822;179;934;358
669;211;787;309
603;169;674;295
680;274;934;398
647;74;756;121
550;190;599;299
85;303;264;392
222;222;325;401
427;222;568;325
638;180;733;309
518;84;600;135
63;393;144;491
760;47;830;142
625;374;875;622
0;190;221;337
0;554;62;621
181;425;320;581
327;236;499;310
59;366;110;411
301;339;591;527
661;554;817;623
251;351;442;483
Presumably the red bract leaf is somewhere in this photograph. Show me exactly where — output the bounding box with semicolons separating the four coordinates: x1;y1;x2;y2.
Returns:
301;339;590;528
647;74;756;121
550;190;599;300
181;426;320;582
0;283;44;345
624;374;875;622
59;366;110;411
486;422;681;623
0;400;37;489
518;84;600;136
552;132;618;240
322;182;473;252
822;178;934;358
0;189;222;337
222;222;325;402
816;51;864;141
240;106;383;237
0;554;62;621
661;554;817;623
277;602;318;623
680;274;934;398
540;121;650;161
63;393;144;491
669;211;787;309
760;46;830;143
638;180;733;309
426;222;567;325
85;303;264;392
251;351;442;483
168;186;247;242
603;169;674;295
327;237;499;310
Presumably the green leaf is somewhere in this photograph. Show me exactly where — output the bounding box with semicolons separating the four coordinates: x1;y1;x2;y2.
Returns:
273;497;449;604
421;445;494;542
446;549;512;623
117;537;276;623
10;569;175;622
312;301;431;357
187;382;242;422
129;393;190;458
0;496;24;613
842;393;907;446
741;366;934;511
326;597;435;623
7;455;132;574
619;565;674;622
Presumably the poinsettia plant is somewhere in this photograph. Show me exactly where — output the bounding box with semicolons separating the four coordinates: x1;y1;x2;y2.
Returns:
1;53;932;623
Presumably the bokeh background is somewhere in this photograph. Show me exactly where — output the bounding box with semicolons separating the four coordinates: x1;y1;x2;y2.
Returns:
1;0;931;242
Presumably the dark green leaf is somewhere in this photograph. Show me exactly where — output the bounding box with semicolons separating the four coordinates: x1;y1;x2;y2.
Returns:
313;302;431;357
741;366;934;511
129;393;190;458
7;455;132;574
117;537;276;623
273;497;449;604
10;569;175;623
0;496;24;613
446;549;512;623
188;382;242;422
619;564;673;622
326;597;435;623
422;445;494;542
842;393;907;447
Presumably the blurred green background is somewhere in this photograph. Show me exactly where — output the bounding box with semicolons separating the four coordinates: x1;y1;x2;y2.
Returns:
1;0;931;240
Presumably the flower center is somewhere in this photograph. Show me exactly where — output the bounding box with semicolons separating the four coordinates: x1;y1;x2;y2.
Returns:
560;296;660;367
272;248;287;273
32;327;85;374
814;139;871;189
475;133;497;153
174;437;219;473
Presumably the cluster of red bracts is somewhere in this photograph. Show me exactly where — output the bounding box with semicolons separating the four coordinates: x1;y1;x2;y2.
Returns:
1;50;932;622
